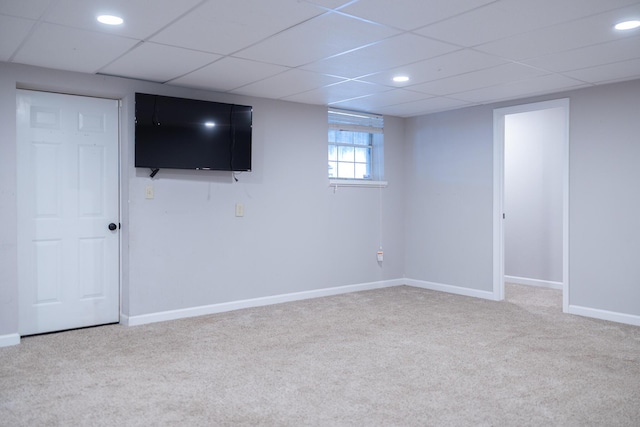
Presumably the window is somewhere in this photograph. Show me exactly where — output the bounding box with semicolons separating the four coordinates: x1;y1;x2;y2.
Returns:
328;108;384;181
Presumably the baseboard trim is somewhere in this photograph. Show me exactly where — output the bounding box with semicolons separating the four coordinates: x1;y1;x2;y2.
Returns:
405;279;497;301
119;313;130;326
568;305;640;327
505;275;563;290
0;333;20;347
123;279;404;327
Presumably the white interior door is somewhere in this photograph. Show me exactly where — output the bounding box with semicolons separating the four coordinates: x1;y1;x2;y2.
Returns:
17;90;120;336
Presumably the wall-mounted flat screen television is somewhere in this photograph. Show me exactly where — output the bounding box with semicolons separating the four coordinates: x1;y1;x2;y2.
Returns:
135;93;252;172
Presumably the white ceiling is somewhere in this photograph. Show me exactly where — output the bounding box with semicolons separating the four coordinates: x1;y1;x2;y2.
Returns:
2;0;639;117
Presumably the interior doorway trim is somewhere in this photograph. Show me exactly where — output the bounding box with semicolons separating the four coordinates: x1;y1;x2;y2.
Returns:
493;98;570;312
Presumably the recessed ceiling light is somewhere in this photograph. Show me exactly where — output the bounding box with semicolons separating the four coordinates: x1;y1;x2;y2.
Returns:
393;76;410;83
614;20;640;30
97;15;123;25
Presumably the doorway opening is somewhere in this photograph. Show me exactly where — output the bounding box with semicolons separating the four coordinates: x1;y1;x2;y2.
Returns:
493;99;569;312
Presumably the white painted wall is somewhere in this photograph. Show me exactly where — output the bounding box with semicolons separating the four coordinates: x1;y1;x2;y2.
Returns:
403;78;640;321
504;108;564;283
404;107;495;292
1;60;639;339
569;81;640;316
0;62;406;337
127;98;406;315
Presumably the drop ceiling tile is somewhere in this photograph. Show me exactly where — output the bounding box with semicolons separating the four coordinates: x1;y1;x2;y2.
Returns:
3;0;638;117
330;88;430;111
410;63;548;96
169;57;289;92
564;58;640;84
99;42;221;82
151;0;325;55
359;49;506;87
475;3;640;61
453;74;589;103
0;0;52;19
44;0;202;39
300;33;458;79
0;15;36;61
234;12;400;67
279;88;334;106
524;36;640;73
301;0;352;9
340;0;495;31
230;69;344;99
12;23;139;73
416;0;640;47
323;80;394;101
283;80;390;105
376;97;472;117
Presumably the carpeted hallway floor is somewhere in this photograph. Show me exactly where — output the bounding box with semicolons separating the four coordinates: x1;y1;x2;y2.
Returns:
1;284;639;426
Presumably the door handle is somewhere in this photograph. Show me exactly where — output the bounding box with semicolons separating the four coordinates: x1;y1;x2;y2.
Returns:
108;223;117;231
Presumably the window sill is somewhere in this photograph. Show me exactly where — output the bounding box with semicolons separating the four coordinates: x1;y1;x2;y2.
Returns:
329;179;388;188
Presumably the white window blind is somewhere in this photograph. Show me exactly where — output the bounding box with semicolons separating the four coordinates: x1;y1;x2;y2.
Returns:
328;108;384;133
328;108;384;181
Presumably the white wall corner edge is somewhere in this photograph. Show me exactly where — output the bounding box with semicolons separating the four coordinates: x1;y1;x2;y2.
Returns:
0;333;21;347
568;305;640;327
405;279;497;300
121;279;406;327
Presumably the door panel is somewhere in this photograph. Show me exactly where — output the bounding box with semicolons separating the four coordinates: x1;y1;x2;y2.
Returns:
17;90;120;335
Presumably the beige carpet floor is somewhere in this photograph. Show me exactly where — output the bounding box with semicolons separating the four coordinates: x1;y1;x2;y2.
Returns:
1;284;639;426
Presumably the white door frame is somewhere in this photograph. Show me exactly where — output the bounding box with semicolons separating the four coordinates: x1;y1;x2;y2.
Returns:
493;98;570;312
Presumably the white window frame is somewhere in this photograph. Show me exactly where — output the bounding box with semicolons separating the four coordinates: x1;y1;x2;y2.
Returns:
328;108;386;188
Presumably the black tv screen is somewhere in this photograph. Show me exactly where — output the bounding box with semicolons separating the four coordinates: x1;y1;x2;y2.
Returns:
135;93;252;171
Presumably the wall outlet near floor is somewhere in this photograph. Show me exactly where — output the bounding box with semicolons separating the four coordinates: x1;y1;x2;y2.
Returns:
376;250;384;262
